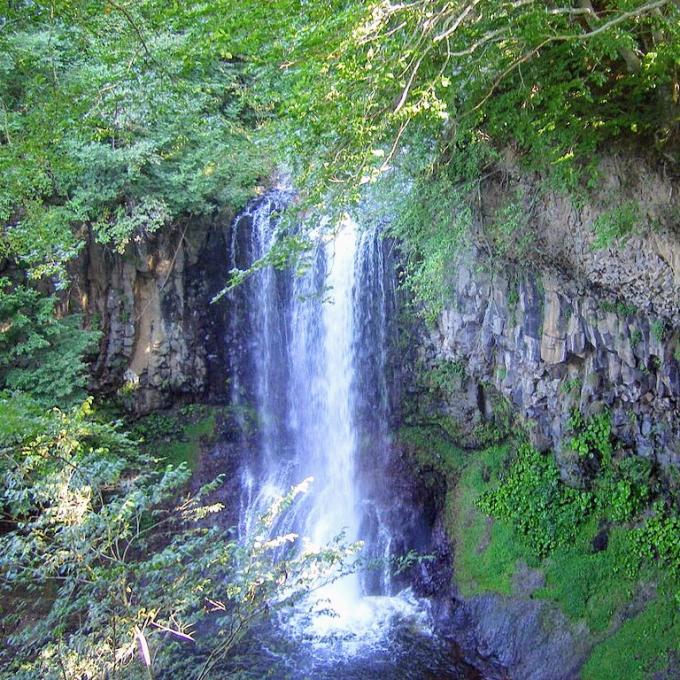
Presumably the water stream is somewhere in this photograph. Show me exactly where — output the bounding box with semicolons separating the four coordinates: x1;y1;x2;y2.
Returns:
224;188;476;678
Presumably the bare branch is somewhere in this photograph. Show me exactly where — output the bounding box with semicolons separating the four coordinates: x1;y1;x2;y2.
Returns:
433;0;483;43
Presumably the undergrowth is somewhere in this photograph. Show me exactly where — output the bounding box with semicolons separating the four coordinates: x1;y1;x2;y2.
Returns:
132;404;221;472
406;409;680;677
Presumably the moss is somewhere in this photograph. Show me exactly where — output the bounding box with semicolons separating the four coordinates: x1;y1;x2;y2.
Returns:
534;523;641;632
582;578;680;680
447;443;526;596
160;411;217;472
133;404;220;473
412;404;680;675
398;425;466;476
445;435;679;653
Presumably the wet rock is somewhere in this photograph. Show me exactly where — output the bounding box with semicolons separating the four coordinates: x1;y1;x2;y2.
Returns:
69;213;233;414
443;593;591;680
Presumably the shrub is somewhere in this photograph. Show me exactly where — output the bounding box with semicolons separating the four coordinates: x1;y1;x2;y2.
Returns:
567;410;613;464
0;280;100;407
591;201;641;250
477;443;592;558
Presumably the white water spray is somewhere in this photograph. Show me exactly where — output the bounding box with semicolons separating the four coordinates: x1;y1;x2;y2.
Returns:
229;190;427;647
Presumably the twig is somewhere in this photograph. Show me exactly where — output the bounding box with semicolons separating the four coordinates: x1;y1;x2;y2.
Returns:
106;1;172;80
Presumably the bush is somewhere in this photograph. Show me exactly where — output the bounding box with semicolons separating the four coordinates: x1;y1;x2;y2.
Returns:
627;503;680;580
477;443;592;557
0;280;100;407
0;400;362;679
567;410;613;463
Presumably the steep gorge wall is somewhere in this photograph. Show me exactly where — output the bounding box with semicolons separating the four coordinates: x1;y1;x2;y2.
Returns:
70;213;233;414
420;154;680;473
400;154;680;679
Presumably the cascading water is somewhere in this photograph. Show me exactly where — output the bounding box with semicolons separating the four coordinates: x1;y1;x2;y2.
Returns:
224;186;476;677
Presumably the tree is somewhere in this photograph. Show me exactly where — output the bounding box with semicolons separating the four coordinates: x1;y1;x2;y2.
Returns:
0;400;362;678
0;0;272;285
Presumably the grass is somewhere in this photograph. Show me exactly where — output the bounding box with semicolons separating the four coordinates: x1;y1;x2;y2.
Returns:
582;577;680;680
400;428;525;595
160;412;217;471
399;425;467;476
133;404;221;473
445;439;653;628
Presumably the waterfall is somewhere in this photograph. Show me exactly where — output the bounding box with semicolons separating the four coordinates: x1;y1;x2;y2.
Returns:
227;186;416;641
214;187;484;679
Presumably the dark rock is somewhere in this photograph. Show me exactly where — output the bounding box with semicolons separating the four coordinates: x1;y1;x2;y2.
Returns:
427;253;678;475
442;594;591;680
69;213;233;414
592;529;609;553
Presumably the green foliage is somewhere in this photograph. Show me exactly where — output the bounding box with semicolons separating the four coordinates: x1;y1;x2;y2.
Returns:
264;0;679;191
560;377;582;395
485;191;532;259
448;443;527;596
600;299;638;316
425;358;467;391
630;327;643;347
582;578;680;680
0;280;100;407
445;429;679;674
477;443;592;557
399;425;467;481
594;456;653;523
386;162;476;321
535;522;641;632
5;0;679;318
566;410;613;462
591;200;641;249
1;1;270;284
132;411;184;442
0;400;362;679
227;0;679;316
627;503;680;580
130;404;222;472
167;413;216;471
651;318;668;342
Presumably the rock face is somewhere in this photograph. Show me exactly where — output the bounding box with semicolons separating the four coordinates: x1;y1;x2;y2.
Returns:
71;213;233;414
438;592;591;680
481;153;680;325
428;257;679;471
402;154;680;678
421;153;680;473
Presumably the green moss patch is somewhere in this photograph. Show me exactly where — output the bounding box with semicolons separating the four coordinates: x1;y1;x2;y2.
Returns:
582;578;680;680
403;420;680;680
132;404;221;473
447;443;527;596
534;523;641;632
399;425;467;476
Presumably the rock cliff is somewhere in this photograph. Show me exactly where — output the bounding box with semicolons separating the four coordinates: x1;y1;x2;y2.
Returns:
402;153;680;678
421;153;679;474
70;213;233;414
